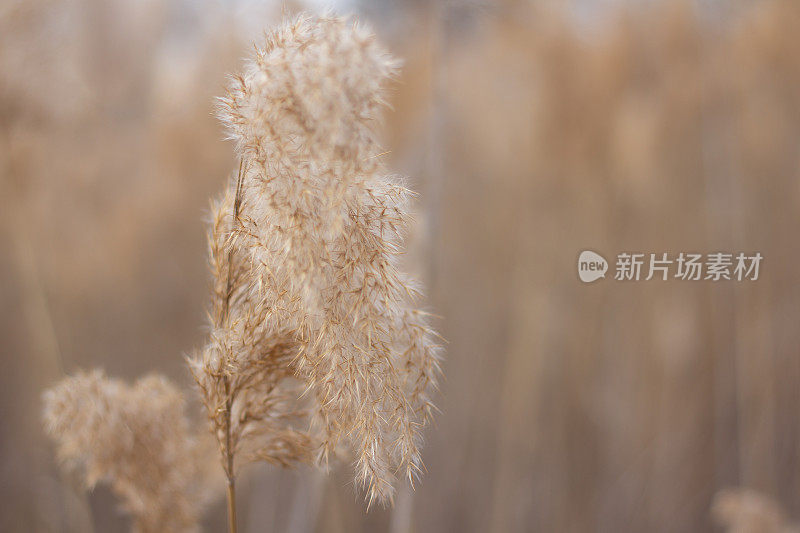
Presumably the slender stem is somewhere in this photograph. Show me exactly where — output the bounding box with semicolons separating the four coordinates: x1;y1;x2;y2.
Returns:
224;391;237;533
221;160;244;533
223;380;237;532
226;476;238;533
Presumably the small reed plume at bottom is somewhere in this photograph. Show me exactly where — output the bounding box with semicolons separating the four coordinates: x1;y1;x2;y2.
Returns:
713;488;800;533
42;370;220;533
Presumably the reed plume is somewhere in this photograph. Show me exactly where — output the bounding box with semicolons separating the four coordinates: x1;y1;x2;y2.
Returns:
42;370;218;533
713;488;800;533
193;13;443;517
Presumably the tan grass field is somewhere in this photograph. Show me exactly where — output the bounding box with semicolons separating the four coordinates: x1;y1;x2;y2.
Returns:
3;0;800;531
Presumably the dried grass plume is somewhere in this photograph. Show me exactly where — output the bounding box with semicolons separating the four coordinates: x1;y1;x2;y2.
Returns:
42;370;218;533
193;12;443;507
713;488;800;533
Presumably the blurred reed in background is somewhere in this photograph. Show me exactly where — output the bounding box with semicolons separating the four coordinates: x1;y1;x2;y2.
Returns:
3;0;800;531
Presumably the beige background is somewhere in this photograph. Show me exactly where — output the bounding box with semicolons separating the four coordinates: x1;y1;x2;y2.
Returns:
2;0;800;531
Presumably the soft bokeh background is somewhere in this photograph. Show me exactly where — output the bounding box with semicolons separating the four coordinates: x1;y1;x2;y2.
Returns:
3;0;800;531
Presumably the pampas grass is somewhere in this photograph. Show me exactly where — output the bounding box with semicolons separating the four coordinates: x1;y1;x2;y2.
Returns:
210;13;441;505
42;370;219;533
42;13;441;533
713;488;800;533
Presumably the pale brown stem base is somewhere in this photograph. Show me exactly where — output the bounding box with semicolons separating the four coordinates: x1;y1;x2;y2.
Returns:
226;478;238;533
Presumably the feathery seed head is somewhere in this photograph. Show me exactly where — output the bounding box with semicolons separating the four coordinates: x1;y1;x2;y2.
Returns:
196;12;442;507
42;370;218;533
218;14;398;166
